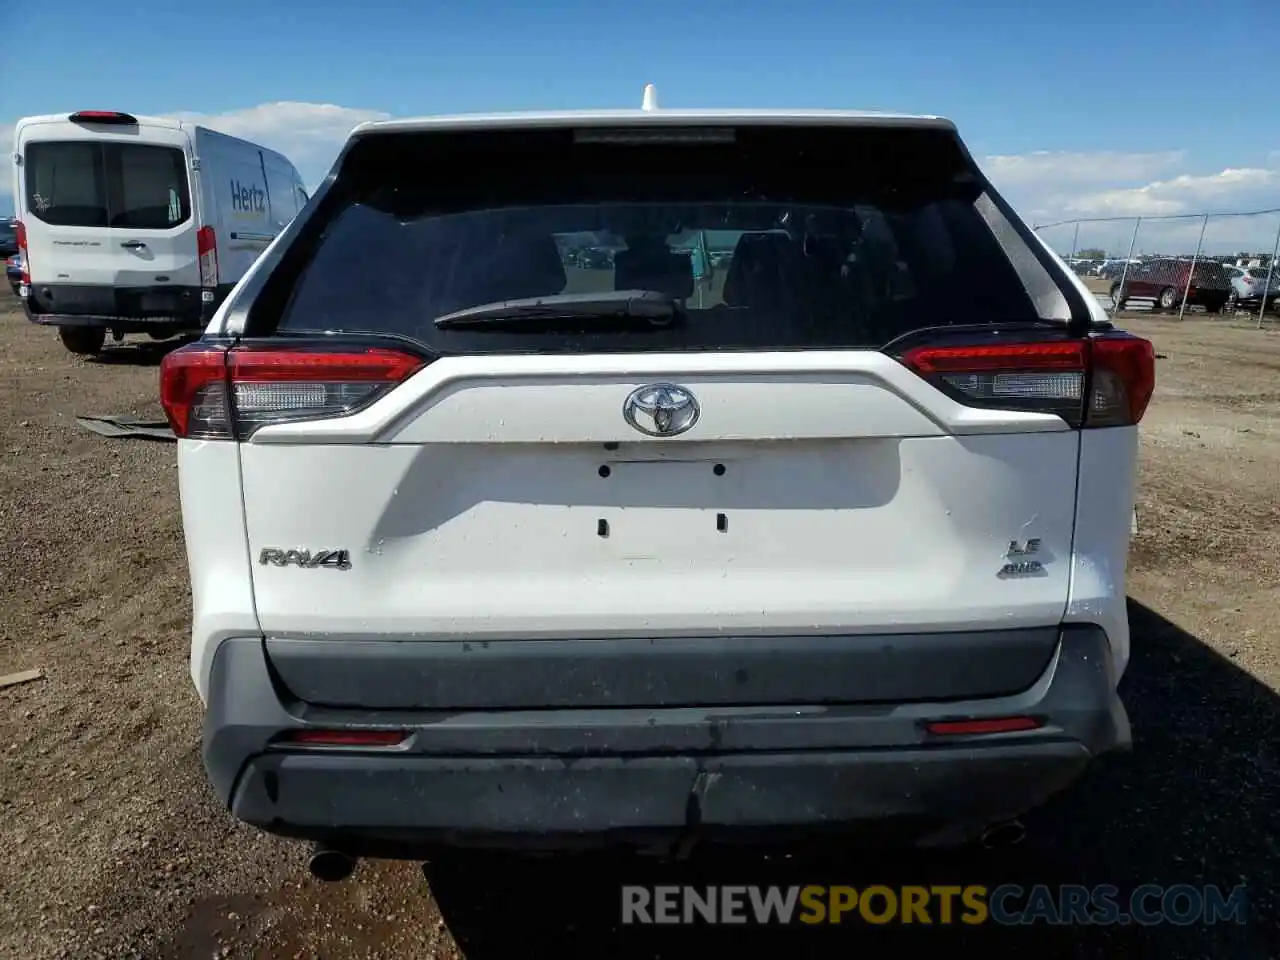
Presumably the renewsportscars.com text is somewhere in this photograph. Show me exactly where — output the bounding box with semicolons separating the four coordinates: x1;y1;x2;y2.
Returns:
620;884;1248;926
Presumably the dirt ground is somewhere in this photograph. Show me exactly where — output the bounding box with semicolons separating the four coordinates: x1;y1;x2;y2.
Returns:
0;295;1277;959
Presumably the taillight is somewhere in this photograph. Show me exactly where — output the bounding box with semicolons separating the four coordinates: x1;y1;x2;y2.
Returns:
278;729;408;747
925;716;1042;736
159;345;228;438
197;225;218;288
69;110;139;125
1089;334;1155;426
159;343;425;440
15;221;29;284
899;334;1154;428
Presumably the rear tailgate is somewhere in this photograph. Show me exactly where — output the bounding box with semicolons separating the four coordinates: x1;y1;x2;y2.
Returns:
18;118;200;309
219;119;1100;708
240;353;1078;636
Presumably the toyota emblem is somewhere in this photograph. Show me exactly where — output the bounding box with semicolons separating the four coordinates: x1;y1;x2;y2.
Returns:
623;383;700;437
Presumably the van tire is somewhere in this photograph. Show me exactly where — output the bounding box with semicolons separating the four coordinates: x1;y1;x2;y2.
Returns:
58;326;107;356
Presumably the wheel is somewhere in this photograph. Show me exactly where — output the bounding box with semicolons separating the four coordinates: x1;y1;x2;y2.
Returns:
1204;299;1225;315
58;326;106;356
1110;283;1127;310
1158;286;1178;310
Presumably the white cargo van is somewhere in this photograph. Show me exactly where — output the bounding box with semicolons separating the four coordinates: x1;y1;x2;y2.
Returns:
11;110;310;355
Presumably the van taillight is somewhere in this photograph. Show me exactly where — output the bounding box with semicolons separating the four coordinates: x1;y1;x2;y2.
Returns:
15;221;29;284
159;343;425;440
197;226;218;288
69;110;139;125
899;335;1155;428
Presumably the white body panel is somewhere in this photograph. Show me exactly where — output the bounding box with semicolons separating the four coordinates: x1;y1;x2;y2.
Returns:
179;439;262;698
195;126;305;281
235;352;1082;643
1065;426;1139;680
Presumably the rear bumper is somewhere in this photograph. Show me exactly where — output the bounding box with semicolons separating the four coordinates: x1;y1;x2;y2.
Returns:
21;282;233;331
203;625;1130;855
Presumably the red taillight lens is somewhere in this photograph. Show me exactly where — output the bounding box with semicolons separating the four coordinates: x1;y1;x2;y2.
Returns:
69;110;138;125
159;344;230;437
196;225;218;288
926;716;1041;736
1088;334;1155;427
281;729;408;747
159;344;425;440
14;221;29;284
901;341;1088;422
899;335;1154;428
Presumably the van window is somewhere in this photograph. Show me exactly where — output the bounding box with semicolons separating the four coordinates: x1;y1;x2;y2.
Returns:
24;141;191;230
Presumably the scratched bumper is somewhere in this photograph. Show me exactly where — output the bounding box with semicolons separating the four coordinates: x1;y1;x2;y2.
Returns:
203;625;1129;855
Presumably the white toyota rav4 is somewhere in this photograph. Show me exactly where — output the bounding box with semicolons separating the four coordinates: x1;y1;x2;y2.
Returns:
162;105;1151;876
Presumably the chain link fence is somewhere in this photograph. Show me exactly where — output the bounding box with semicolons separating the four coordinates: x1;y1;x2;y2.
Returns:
1031;210;1280;328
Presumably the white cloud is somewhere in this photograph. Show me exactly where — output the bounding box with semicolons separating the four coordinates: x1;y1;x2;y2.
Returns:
172;101;391;188
983;150;1185;187
1061;168;1279;218
985;150;1280;254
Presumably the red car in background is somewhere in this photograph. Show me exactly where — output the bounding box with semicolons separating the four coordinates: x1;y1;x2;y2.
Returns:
1110;258;1232;313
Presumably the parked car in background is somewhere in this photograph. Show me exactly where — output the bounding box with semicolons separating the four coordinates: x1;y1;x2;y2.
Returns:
1097;259;1140;280
1227;265;1279;310
1110;258;1231;312
5;253;22;294
165;103;1146;875
11;109;309;356
0;219;18;258
577;246;615;269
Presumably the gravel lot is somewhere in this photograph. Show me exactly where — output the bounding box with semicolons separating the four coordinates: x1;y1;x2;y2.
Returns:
1;294;1277;959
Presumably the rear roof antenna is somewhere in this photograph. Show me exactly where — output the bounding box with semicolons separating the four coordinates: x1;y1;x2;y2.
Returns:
641;83;659;111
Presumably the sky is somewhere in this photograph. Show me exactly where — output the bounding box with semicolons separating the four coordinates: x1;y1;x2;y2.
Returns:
3;0;1278;254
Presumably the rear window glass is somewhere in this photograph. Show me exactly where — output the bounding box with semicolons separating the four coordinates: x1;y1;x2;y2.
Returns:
255;126;1074;352
1192;261;1229;282
24;141;191;230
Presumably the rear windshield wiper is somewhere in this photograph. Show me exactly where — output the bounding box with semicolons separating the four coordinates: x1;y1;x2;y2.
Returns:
433;290;682;329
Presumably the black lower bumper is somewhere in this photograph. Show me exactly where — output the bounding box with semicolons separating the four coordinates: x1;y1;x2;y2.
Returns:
22;282;233;332
203;625;1130;856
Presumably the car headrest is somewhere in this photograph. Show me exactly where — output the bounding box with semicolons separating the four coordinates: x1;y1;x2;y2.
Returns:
613;246;695;301
723;233;801;307
482;233;568;300
434;233;566;313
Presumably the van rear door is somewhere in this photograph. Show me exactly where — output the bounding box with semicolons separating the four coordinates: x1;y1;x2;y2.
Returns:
18;117;199;297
